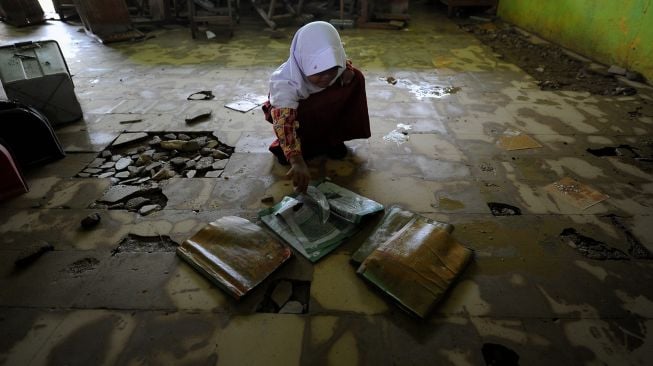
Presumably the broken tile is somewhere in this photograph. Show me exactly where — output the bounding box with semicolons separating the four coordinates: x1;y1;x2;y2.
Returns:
544;177;609;210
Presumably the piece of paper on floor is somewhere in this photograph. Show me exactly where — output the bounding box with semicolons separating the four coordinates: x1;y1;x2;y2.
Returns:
225;100;260;112
544;177;609;210
499;133;543;151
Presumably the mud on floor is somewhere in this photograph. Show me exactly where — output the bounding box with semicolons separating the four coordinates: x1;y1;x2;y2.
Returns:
460;21;645;95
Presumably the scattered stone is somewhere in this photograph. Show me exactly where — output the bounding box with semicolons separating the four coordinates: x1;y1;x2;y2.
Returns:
196;156;214;171
163;133;177;140
607;65;627;75
128;165;145;175
152;168;174;181
100;185;143;204
115;171;131;179
100;162;115;169
212;149;230;159
101;150;112;158
136;177;151;184
98;171;115;178
115;157;133;171
145;161;163;173
212;160;227;170
139;204;161;216
170;157;189;167
386;76;397;85
181;140;202;152
279;301;304;314
185;160;197;169
125;197;151;210
80;213;101;229
204;171;221;178
148;135;162;145
77;172;91;178
206;140;219;149
185;108;212;123
111;154;123;162
112;132;149;147
178;133;191;141
160;140;186;151
271;280;293;307
136;154;153;166
88;158;106;168
186;170;197;178
83;168;102;174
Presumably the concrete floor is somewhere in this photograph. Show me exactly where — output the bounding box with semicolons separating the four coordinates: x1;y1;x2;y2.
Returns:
2;2;653;365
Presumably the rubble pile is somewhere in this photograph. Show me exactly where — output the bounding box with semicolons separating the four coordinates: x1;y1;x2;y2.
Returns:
77;132;234;185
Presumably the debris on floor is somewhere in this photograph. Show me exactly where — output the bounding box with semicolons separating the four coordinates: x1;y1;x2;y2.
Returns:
607;215;653;259
256;279;310;314
224;94;268;113
93;183;167;214
544;177;609;210
78;132;234;184
80;212;101;229
354;205;473;318
259;181;384;262
498;130;543;151
65;257;100;276
184;107;212;123
187;90;215;100
383;123;411;144
487;202;522;216
112;234;178;255
559;228;628;260
460;21;644;94
14;242;54;268
177;216;292;299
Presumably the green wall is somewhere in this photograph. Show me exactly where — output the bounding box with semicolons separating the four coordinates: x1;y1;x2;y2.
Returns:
498;0;653;81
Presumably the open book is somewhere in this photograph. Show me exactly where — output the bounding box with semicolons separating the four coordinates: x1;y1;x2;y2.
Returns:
258;181;384;262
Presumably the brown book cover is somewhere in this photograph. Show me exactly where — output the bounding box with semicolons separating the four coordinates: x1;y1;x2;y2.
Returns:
177;216;292;299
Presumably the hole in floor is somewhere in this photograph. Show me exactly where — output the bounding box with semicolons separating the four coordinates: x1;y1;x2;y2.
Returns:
559;228;628;260
586;144;639;158
481;343;520;366
256;279;310;314
111;234;178;256
487;202;521;216
77;131;234;184
90;184;168;215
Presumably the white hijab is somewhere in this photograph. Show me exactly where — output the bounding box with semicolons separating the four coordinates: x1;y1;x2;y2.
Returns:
269;21;347;109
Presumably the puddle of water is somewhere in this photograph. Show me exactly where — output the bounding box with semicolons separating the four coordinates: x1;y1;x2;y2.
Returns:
400;80;462;100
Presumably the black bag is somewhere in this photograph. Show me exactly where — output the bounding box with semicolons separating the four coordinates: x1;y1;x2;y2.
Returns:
0;99;65;168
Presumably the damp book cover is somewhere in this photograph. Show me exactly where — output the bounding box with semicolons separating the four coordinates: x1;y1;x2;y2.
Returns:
177;216;292;300
258;181;384;262
353;206;473;318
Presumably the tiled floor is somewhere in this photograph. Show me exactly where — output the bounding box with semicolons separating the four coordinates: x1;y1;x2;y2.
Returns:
2;2;653;365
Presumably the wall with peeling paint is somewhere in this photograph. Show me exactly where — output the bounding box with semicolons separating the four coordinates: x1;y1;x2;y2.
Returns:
498;0;653;81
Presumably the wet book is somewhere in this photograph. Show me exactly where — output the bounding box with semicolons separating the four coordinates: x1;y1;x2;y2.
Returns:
354;206;473;318
177;216;292;299
259;181;384;262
